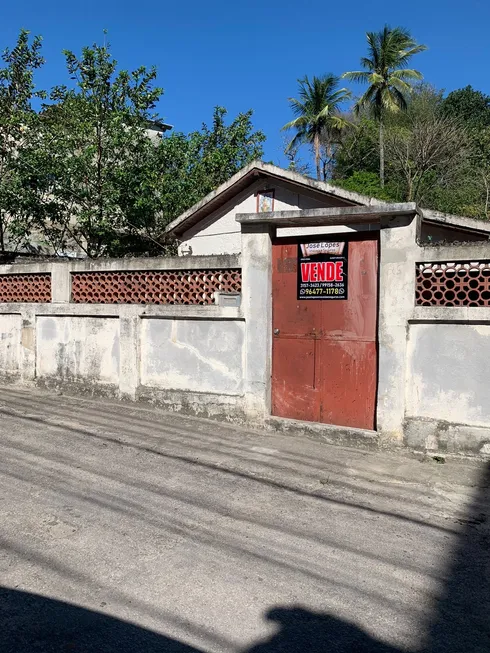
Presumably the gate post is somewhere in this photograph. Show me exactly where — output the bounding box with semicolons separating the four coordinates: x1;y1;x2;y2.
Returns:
241;222;273;421
376;214;419;442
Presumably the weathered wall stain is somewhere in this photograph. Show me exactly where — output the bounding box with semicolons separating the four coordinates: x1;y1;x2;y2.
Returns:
21;327;34;352
407;323;490;426
141;318;244;395
36;316;120;385
0;315;21;373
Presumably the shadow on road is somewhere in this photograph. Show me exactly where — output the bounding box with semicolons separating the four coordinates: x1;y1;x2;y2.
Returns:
250;459;490;653
0;587;205;652
0;588;400;653
0;389;489;652
245;607;398;652
2;463;487;653
424;461;490;653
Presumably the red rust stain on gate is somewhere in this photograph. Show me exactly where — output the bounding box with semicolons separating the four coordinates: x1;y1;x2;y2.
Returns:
271;235;378;430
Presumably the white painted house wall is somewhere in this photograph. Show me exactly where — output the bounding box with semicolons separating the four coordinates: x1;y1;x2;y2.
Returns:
178;180;329;256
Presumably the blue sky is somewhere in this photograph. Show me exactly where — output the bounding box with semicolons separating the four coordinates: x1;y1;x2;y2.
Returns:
3;0;489;167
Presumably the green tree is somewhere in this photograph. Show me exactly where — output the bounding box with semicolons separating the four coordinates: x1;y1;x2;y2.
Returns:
441;86;490;218
384;85;467;202
185;106;266;196
333;114;380;180
282;74;351;181
442;86;490;130
343;26;427;187
37;39;164;257
333;171;398;201
114;106;266;253
0;29;45;255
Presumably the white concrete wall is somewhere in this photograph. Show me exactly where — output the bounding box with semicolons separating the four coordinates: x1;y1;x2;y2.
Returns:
0;314;21;375
3;243;490;452
406;323;490;427
0;254;248;414
140;318;244;395
36;316;120;386
0;304;246;408
178;180;329;256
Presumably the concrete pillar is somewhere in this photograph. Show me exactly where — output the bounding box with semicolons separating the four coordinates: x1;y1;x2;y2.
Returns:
241;223;273;420
119;311;140;400
19;306;36;383
51;264;71;303
376;214;419;442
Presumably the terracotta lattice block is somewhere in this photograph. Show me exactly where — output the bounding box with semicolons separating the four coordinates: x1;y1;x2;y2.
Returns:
0;273;51;303
416;261;490;306
71;269;242;305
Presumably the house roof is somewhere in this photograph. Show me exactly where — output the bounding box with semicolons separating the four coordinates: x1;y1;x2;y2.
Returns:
165;160;490;239
165;160;386;237
236;203;419;226
420;208;490;236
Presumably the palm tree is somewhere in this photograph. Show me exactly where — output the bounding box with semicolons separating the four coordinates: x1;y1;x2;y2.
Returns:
282;74;351;181
343;26;427;187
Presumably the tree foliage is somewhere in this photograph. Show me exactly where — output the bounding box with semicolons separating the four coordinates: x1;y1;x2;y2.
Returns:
332;84;490;219
0;29;45;255
116;106;266;253
334;115;380;179
333;171;398;201
441;86;490;218
442;86;490;130
0;31;265;258
34;41;164;257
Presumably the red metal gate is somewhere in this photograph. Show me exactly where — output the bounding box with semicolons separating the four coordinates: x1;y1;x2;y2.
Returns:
271;234;378;430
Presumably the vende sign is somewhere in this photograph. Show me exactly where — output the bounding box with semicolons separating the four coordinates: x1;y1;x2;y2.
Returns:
300;261;344;283
297;241;348;300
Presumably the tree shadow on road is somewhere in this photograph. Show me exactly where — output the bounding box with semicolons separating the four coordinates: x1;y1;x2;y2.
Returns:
252;461;490;653
423;460;490;653
1;388;490;652
0;586;205;653
0;587;402;653
1;464;489;653
245;606;399;652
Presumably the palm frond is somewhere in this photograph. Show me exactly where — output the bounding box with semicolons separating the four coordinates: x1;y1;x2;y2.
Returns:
329;87;352;103
389;77;412;94
297;76;313;104
381;87;406;113
369;72;384;86
381;91;399;113
390;68;423;81
281;115;308;132
329;114;351;130
353;85;379;115
397;44;428;65
287;97;308;118
342;71;370;83
360;57;375;71
317;103;332;119
391;86;408;111
284;131;307;153
366;31;380;69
